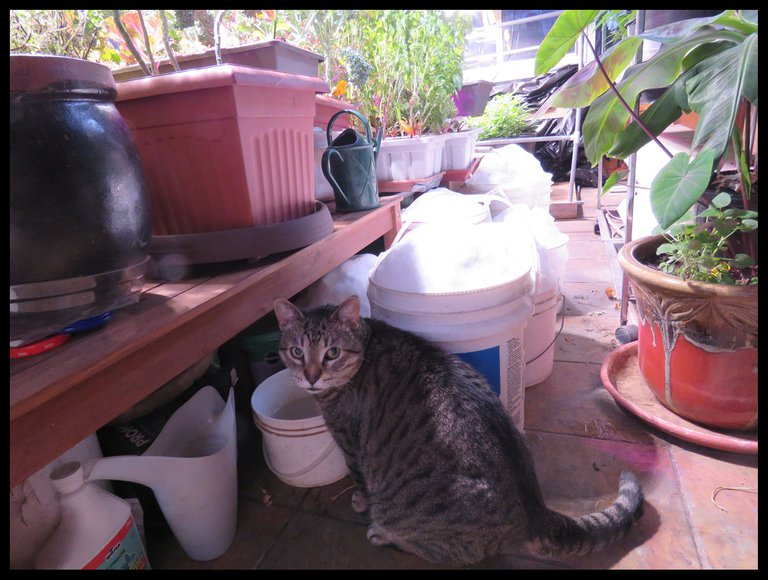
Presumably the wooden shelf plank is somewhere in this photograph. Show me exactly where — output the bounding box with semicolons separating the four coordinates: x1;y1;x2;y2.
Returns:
10;197;402;488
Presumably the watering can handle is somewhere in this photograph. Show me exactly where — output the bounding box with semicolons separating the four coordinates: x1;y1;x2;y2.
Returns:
374;125;383;161
326;109;374;147
321;148;350;206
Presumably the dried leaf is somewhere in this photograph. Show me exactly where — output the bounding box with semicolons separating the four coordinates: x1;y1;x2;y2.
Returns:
605;287;618;300
711;486;757;512
330;483;357;502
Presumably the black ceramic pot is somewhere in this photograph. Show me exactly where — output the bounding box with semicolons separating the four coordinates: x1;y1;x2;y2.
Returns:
10;54;151;345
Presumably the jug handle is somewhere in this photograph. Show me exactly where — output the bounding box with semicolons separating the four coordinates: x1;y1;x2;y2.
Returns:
373;125;383;161
326;109;373;147
321;148;350;206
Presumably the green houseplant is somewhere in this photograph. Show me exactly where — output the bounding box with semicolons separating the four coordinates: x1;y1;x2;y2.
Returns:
536;9;758;430
470;92;532;141
316;11;469;183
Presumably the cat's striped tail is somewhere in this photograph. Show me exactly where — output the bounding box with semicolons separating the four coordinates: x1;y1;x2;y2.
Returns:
531;470;644;557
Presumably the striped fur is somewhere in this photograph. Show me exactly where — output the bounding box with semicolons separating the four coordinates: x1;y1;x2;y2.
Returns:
273;296;643;565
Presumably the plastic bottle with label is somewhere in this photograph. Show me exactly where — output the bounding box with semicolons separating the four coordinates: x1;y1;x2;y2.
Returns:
34;461;151;570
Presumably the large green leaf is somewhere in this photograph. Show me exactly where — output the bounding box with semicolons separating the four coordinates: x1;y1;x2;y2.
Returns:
638;11;732;42
580;29;737;165
606;85;683;159
686;34;758;160
741;10;758;25
551;37;642;108
534;10;599;76
650;150;715;229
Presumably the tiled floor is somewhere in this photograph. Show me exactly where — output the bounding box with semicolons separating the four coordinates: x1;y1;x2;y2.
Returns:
148;185;758;570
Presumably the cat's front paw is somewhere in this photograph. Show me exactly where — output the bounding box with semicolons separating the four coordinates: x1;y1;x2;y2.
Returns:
366;523;394;547
351;489;369;514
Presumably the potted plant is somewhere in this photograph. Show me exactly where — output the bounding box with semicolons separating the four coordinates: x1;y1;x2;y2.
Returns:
90;10;330;236
453;79;493;117
536;10;758;430
109;10;325;81
469;91;536;156
317;11;469;185
439;117;482;177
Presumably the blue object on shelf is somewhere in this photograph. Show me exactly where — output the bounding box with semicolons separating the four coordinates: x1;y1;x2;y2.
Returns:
62;311;113;334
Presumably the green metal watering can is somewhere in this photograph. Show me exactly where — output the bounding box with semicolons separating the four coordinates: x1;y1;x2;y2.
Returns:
321;109;383;212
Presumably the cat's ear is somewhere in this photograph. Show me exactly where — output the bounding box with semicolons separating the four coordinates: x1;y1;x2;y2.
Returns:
273;298;304;330
332;295;361;328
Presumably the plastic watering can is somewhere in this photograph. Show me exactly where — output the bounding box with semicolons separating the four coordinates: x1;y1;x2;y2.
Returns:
321;109;383;212
84;387;238;562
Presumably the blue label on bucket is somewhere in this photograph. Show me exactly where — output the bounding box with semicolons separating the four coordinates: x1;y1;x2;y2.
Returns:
457;347;500;396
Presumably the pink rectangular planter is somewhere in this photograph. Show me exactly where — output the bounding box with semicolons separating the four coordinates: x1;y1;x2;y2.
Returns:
314;94;355;130
116;65;329;235
112;40;324;81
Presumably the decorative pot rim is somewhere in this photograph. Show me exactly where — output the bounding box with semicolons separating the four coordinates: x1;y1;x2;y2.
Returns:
618;234;757;350
617;234;759;299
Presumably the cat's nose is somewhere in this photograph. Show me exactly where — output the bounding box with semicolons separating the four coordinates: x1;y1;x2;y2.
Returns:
304;364;323;385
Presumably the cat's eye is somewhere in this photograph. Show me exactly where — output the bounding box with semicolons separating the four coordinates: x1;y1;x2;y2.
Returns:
325;346;341;360
289;346;303;359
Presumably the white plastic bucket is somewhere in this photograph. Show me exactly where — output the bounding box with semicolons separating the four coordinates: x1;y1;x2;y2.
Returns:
523;286;563;388
250;369;349;488
401;188;491;235
368;278;533;432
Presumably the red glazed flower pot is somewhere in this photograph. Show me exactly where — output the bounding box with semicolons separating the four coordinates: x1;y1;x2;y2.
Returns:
617;235;758;430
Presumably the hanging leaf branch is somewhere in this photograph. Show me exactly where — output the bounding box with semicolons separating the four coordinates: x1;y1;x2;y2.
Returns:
111;10;151;75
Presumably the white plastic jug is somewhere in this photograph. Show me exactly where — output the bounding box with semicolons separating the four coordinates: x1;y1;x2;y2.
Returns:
84;387;238;562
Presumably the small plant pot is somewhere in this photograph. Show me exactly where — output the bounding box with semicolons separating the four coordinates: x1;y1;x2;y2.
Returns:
617;235;758;430
376;134;446;182
453;80;493;117
314;94;354;130
441;128;482;171
112;40;324;81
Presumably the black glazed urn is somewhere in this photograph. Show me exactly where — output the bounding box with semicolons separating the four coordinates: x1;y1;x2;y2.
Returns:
10;54;151;346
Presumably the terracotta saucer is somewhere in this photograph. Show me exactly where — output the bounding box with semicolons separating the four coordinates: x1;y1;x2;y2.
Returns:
600;341;758;454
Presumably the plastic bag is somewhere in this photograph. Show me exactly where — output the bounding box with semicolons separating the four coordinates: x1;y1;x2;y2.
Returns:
492;65;597;186
464;144;553;209
493;204;569;297
295;254;378;317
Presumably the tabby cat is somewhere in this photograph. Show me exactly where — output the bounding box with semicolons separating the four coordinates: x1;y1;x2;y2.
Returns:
273;295;643;566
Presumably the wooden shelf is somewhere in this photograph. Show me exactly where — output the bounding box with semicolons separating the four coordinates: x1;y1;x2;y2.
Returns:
10;196;402;489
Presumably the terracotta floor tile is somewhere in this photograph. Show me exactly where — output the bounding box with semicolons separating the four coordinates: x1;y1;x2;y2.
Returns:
566;239;611;259
669;443;758;569
524;360;655;446
298;475;370;525
147;498;296;570
562;282;621;316
554;312;621;365
519;431;700;569
554;219;600;235
256;511;447;569
564;258;616;285
236;423;311;510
